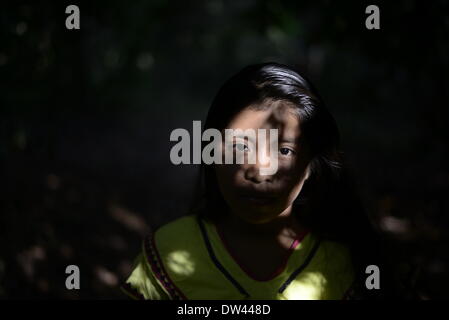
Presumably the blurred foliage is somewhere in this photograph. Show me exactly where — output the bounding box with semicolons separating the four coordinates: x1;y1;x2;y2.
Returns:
0;0;448;299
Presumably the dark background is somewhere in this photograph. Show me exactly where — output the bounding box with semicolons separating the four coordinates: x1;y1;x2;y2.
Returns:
0;0;448;299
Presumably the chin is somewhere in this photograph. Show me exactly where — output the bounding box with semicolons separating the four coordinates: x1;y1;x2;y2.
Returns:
238;206;280;224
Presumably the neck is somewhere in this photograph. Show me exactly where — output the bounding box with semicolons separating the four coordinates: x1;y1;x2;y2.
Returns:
220;205;302;240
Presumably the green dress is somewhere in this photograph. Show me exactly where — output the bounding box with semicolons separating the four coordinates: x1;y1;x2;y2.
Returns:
122;214;355;300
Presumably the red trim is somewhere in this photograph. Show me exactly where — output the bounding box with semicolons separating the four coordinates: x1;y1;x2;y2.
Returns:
144;233;188;300
214;223;309;282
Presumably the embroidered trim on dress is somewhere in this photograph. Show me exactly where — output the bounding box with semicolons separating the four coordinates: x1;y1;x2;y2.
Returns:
120;282;145;300
143;232;187;300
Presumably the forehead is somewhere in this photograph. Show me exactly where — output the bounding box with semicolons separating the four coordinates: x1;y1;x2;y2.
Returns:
226;100;302;141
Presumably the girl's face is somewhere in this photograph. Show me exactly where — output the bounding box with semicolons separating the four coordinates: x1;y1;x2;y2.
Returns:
214;99;311;224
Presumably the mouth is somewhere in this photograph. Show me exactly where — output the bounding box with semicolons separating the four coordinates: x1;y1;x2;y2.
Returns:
239;192;277;205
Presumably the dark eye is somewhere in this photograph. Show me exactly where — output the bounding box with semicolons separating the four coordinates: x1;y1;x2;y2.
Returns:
234;143;249;152
279;147;294;156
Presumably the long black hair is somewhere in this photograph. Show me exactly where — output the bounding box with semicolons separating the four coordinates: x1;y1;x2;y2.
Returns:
191;62;395;299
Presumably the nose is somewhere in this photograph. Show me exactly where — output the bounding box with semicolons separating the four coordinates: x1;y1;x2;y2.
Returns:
244;162;274;184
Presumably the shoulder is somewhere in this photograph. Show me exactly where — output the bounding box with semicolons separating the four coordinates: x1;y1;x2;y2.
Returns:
314;238;356;299
152;214;204;252
319;239;353;263
122;252;171;300
123;215;209;300
312;238;354;277
126;215;202;300
143;214;216;299
294;234;354;282
148;214;210;280
154;214;199;239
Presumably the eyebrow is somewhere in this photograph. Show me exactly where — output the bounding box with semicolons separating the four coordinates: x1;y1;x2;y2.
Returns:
280;137;299;144
233;133;256;143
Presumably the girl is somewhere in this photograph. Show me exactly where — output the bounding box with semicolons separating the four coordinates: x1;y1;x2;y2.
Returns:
121;62;391;300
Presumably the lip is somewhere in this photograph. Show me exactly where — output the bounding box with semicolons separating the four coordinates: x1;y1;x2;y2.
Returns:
239;193;277;205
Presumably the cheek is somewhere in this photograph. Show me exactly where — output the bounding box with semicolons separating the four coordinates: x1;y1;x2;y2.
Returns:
214;165;244;196
284;178;306;203
275;160;308;201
